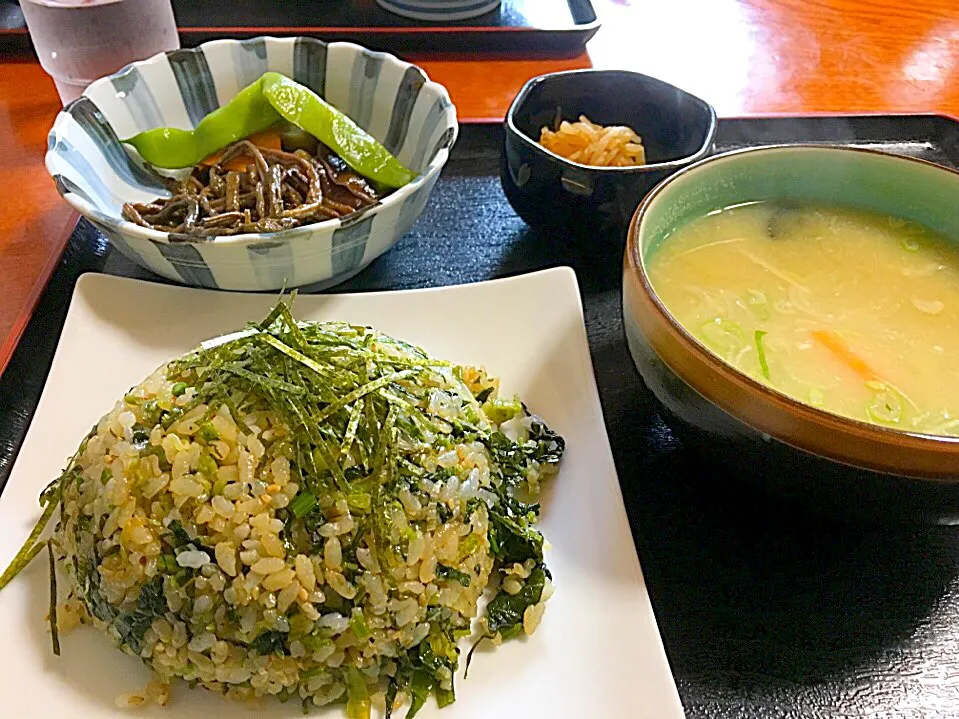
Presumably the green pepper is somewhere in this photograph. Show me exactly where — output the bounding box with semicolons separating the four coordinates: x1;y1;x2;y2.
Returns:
259;72;417;189
124;77;277;169
123;72;417;189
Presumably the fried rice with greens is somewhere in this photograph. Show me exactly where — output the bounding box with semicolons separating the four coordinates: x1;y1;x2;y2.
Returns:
0;300;564;717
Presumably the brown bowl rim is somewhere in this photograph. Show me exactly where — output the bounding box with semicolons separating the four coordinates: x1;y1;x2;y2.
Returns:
624;143;959;481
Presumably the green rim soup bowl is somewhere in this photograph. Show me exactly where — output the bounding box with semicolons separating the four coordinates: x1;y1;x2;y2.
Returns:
623;144;959;524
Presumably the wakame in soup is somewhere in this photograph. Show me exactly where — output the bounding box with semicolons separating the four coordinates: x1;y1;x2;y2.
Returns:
647;201;959;436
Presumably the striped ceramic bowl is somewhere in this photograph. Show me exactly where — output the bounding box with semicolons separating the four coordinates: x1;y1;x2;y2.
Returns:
375;0;501;21
45;37;458;291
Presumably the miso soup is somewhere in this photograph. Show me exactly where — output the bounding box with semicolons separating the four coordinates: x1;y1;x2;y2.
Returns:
647;201;959;436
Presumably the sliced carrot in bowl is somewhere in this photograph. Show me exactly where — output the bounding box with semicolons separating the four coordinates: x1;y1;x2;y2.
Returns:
200;129;283;172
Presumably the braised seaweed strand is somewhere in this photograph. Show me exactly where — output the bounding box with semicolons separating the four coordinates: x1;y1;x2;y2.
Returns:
48;541;60;656
122;139;384;240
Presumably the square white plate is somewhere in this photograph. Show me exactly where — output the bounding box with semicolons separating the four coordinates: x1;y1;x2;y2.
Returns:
0;269;683;718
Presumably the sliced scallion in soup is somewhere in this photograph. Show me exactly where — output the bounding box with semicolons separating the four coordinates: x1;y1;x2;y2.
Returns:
648;201;959;435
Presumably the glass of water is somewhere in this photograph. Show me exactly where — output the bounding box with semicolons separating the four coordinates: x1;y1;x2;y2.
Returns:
20;0;180;104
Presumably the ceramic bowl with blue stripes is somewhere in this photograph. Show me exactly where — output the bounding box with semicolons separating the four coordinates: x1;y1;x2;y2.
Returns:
45;37;458;291
376;0;501;21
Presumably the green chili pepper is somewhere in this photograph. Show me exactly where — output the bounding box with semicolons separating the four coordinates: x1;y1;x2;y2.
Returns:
259;72;417;189
124;77;277;169
123;72;417;189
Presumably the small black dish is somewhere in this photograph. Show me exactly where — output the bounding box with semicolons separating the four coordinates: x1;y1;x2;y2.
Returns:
501;69;717;240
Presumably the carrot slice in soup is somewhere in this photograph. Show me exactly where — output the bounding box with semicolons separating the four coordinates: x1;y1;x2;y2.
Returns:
810;330;879;382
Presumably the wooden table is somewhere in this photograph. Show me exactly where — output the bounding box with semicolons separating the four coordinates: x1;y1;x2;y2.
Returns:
3;4;959;719
1;0;958;374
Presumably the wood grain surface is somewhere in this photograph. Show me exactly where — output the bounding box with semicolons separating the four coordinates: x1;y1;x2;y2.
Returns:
2;0;959;374
0;57;77;374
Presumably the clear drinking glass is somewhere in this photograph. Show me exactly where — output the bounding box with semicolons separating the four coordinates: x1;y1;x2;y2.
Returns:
19;0;180;104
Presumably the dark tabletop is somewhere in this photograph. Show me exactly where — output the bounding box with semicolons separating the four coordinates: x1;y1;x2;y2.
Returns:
2;124;959;719
0;0;600;55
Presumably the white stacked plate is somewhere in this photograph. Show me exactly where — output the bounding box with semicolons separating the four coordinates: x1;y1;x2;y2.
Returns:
376;0;501;22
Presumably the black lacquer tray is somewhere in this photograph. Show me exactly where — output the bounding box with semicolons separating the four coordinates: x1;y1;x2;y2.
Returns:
4;115;959;718
0;0;601;55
